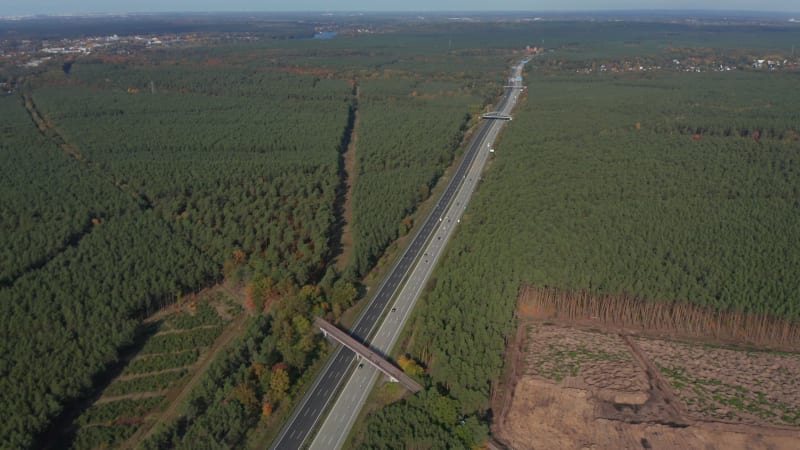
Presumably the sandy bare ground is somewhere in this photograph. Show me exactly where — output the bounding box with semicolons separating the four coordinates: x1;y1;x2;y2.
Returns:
638;338;800;427
498;377;799;450
492;322;800;450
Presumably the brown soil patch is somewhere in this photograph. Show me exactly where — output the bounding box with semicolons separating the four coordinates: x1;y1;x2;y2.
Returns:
213;299;234;320
638;338;800;427
498;377;799;450
492;322;800;450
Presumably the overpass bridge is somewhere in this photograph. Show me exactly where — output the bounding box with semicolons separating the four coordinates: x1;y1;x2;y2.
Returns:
314;317;423;393
482;112;512;120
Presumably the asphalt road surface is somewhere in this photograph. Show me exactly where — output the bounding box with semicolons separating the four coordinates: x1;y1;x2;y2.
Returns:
270;59;527;450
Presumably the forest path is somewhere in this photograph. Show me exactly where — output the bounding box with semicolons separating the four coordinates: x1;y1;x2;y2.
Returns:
94;390;169;406
151;324;220;336
116;366;189;383
119;311;249;449
22;91;86;160
334;85;360;271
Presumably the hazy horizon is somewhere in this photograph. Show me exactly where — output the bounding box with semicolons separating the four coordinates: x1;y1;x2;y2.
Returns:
4;1;800;16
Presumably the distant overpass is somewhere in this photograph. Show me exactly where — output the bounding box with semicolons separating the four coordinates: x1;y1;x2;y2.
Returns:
314;318;423;393
482;112;512;120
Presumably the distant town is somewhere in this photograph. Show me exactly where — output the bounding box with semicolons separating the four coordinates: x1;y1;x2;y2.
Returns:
0;21;375;91
2;11;799;94
572;55;799;74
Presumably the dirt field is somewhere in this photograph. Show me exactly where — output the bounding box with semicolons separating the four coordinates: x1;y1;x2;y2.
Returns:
492;322;800;450
639;338;800;427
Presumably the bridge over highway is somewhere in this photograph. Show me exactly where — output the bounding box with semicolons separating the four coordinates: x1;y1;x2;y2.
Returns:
315;318;423;393
482;112;512;120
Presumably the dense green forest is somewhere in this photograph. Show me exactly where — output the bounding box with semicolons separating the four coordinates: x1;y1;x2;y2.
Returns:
32;66;353;282
355;389;487;450
0;97;132;285
0;95;216;448
347;78;480;277
0;209;215;448
1;62;352;446
2;57;354;448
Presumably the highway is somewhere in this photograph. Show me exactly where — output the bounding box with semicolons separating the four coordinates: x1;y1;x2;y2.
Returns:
270;59;527;450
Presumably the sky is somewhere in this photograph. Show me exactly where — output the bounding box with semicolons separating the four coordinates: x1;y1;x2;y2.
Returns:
3;1;799;16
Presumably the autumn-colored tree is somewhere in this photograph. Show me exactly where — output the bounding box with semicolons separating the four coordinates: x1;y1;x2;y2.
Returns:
252;362;266;379
231;382;260;414
269;367;290;401
245;283;256;313
186;293;197;313
299;284;321;300
261;401;273;417
247;274;279;313
331;279;358;319
232;249;247;265
273;291;318;368
222;249;249;283
397;354;425;377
